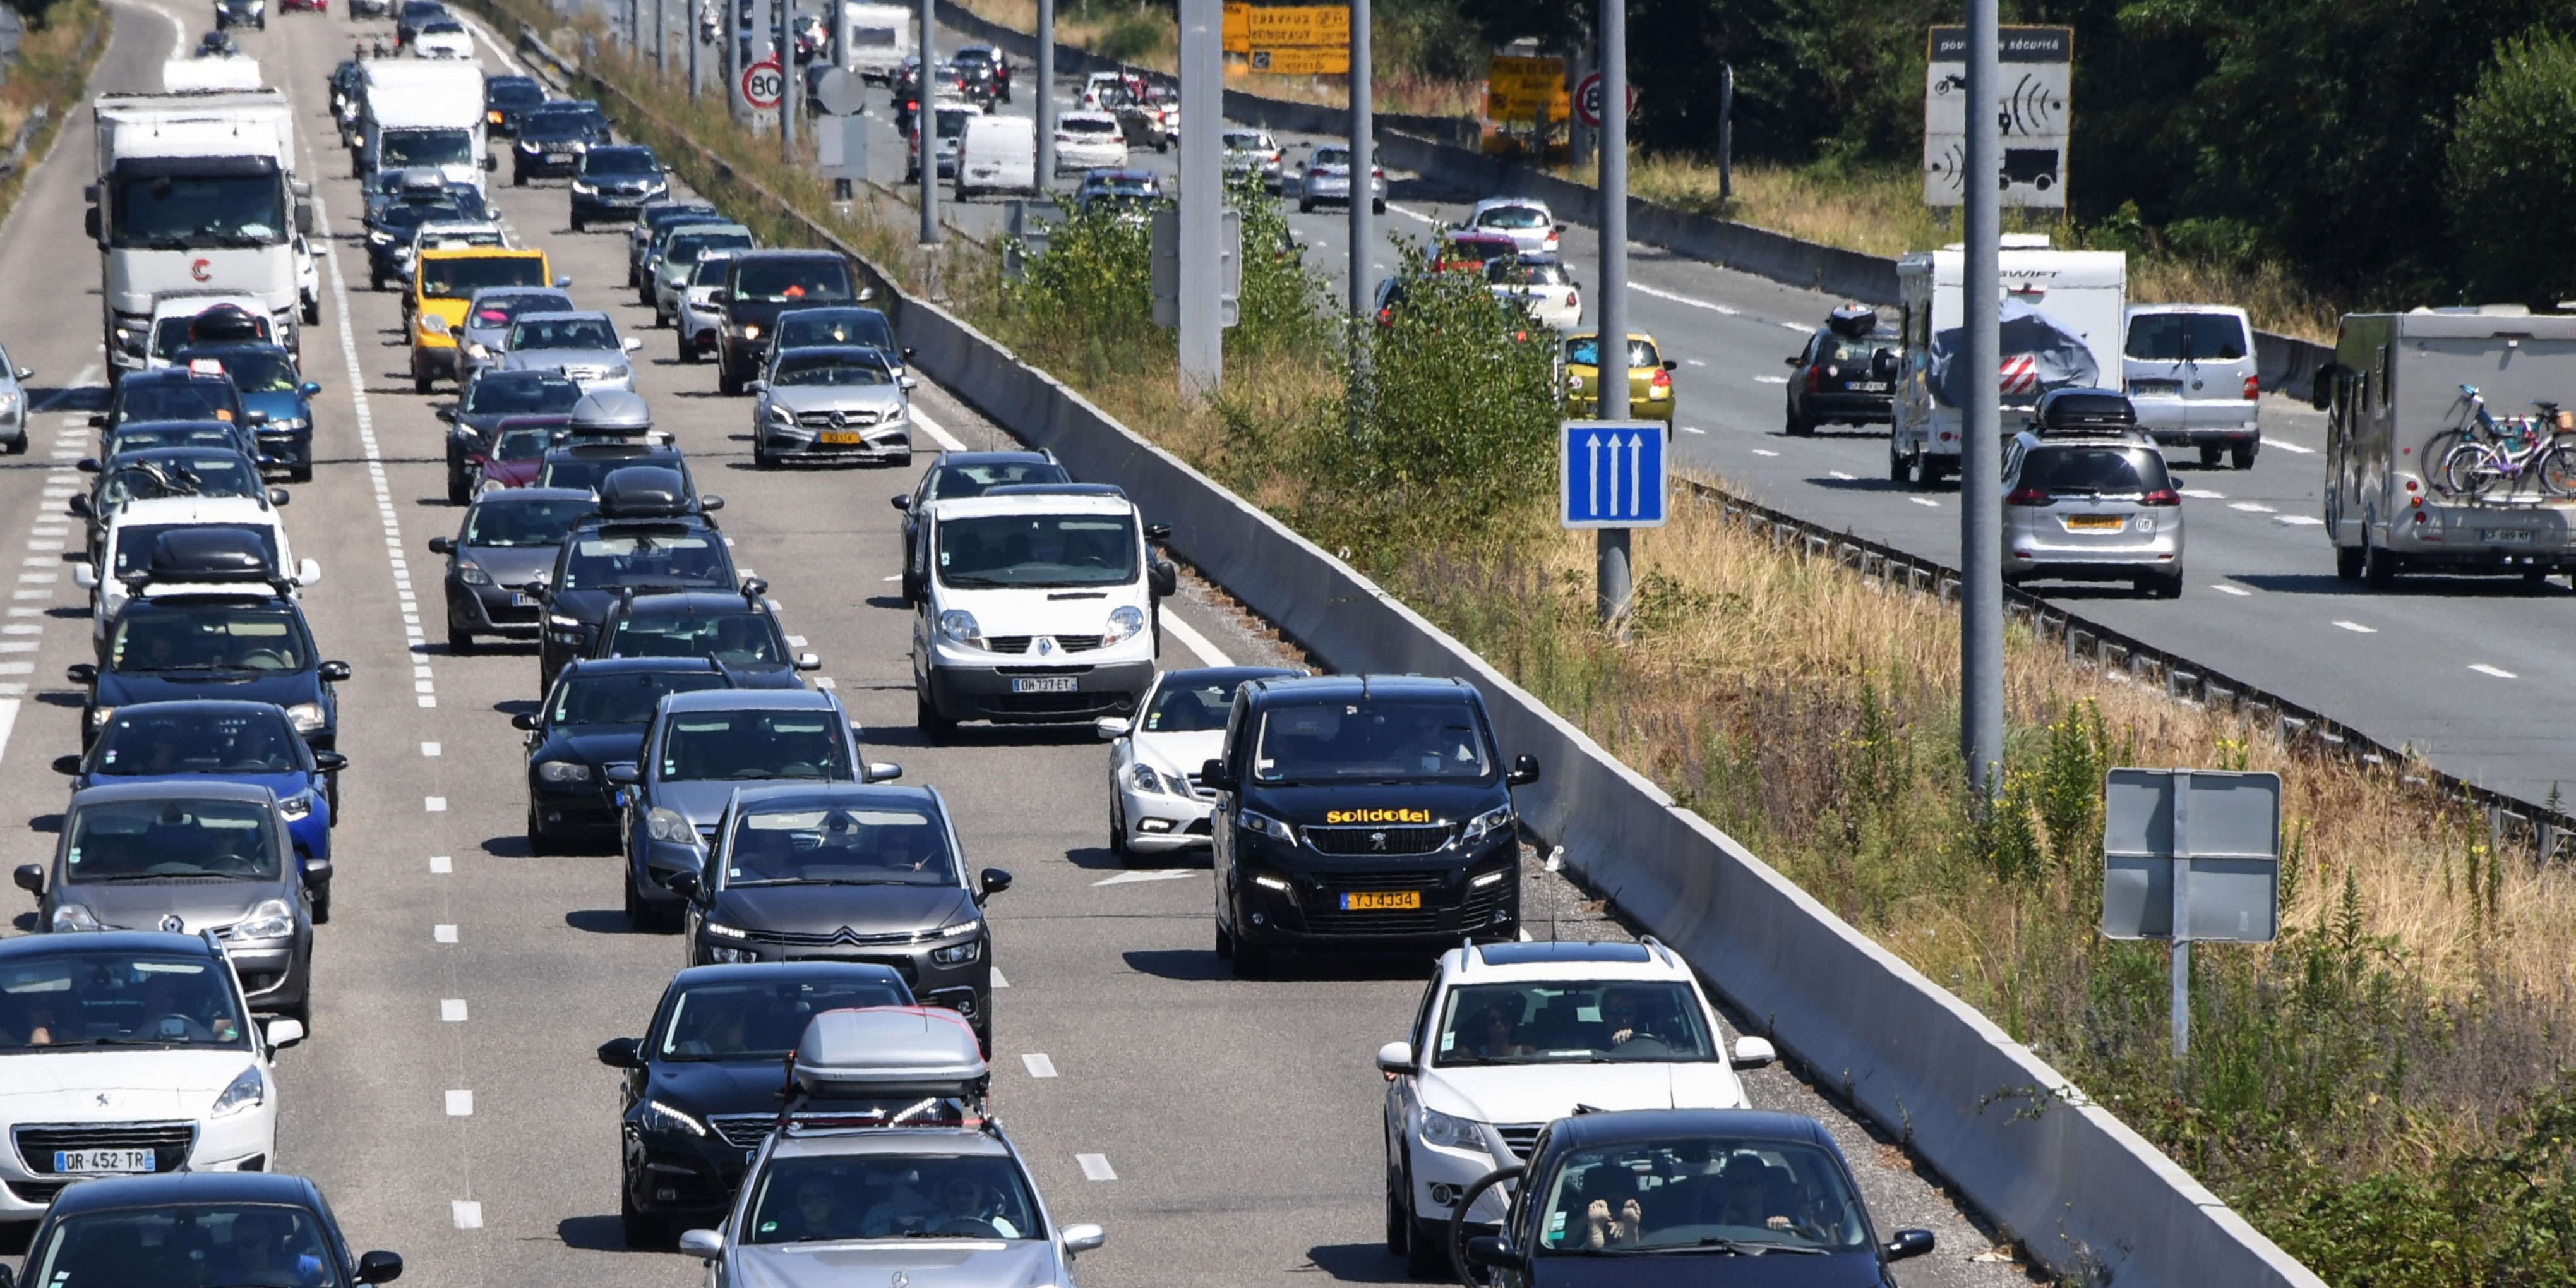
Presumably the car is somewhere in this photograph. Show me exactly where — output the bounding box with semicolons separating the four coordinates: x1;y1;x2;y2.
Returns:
72;444;278;553
1078;69;1130;109
1204;673;1542;975
455;286;577;382
1107;82;1178;152
170;343;320;481
412;248;561;391
627;199;722;286
956;114;1036;200
512;102;611;184
769;305;904;376
570;145;671;230
292;233;321;325
531;469;736;684
1458;198;1562;255
80;493;313;644
440;368;582;497
675;250;736;363
92;363;252;436
716;250;862;395
23;781;315;1021
213;0;265;30
515;657;741;850
636;214;737;301
649;223;754;325
14;1172;402;1287
610;688;867;929
595;963;916;1244
1074;166;1160;216
2002;390;2186;598
485;74;547;136
501;310;644;393
586;586;818;686
889;450;1069;579
140;292;275;373
1051;111;1127;173
1221;128;1284;191
750;346;914;467
1458;1109;1935;1285
1784;306;1899;436
1563;332;1676;424
676;782;1003;1052
427;487;596;653
0;933;305;1222
951;44;1010;102
906;103;981;184
73;531;346;754
535;435;700;502
906;486;1177;740
2123;303;2261;467
1434;231;1521;274
1098;666;1301;859
412;18;472;59
1293;143;1387;214
56;701;345;910
394;0;446;45
1486;255;1581;333
363;177;487;290
467;416;568;498
1375;940;1779;1275
404;219;509;278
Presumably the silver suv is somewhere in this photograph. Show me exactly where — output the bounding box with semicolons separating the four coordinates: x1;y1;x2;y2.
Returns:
2003;389;2186;598
2122;304;2260;468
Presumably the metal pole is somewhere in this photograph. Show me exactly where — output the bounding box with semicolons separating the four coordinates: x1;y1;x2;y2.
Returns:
1177;0;1220;396
689;0;701;100
1594;0;1630;624
1345;0;1370;320
917;0;938;244
1034;0;1055;188
656;0;667;78
779;0;798;155
1960;0;2003;791
1716;63;1732;204
2169;773;2193;1083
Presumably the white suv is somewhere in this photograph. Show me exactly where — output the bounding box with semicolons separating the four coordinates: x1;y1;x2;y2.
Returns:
1374;939;1776;1278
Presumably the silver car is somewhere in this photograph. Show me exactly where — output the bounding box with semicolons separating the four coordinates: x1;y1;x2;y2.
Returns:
0;340;30;452
2002;395;2186;598
750;346;916;467
501;310;643;393
1292;143;1386;214
651;223;755;328
458;286;575;379
676;252;736;364
1220;128;1282;192
2123;304;2261;469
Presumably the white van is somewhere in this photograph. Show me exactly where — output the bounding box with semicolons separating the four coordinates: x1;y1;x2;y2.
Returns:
956;114;1035;200
2123;304;2260;468
906;486;1177;742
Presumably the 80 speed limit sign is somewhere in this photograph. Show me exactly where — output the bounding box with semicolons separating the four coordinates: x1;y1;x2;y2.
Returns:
741;57;784;110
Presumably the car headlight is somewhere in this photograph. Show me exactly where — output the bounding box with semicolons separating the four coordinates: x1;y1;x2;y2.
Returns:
767;404;796;424
234;897;297;941
708;946;757;964
267;417;307;431
1127;762;1166;795
285;702;325;733
457;562;492;586
422;315;450;334
548;613;583;630
702;920;746;940
88;705;116;727
740;323;761;340
277;793;314;822
536;760;592;784
641;1098;707;1137
1461;804;1514;845
937;610;982;647
1238;809;1295;843
645;806;698;845
572;181;599;195
1420;1107;1484;1150
930;936;981;966
51;902;101;932
1103;604;1145;645
935;917;981;940
210;1065;266;1117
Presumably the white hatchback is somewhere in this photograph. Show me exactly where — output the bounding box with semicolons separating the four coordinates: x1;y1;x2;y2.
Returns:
1095;665;1300;858
1053;111;1128;174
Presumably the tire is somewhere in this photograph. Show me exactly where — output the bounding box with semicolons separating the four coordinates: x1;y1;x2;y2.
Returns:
2136;572;2183;599
678;336;697;364
2231;442;2256;470
3;433;22;455
1213;916;1234;960
1373;198;1386;215
914;686;952;744
1298;198;1314;214
513;169;527;188
2199;443;2222;468
368;270;384;291
571;215;586;233
309;882;331;925
413;358;432;395
1915;457;1947;490
1108;796;1132;864
1785;411;1812;438
525;802;554;856
1890;450;1913;485
303;299;320;326
719;364;743;396
290;464;313;484
619;1189;667;1249
2362;534;2398;588
2335;544;2364;581
447;623;473;655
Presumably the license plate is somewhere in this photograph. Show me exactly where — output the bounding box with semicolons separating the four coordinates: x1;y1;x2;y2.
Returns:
2131;380;2182;395
2480;527;2535;544
56;1149;153;1174
1852;381;1889;392
510;593;534;607
2066;515;2124;531
1011;677;1077;693
546;153;571;164
818;430;864;445
1339;891;1423;910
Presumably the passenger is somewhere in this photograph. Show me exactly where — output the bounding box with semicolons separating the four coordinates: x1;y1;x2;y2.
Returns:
1581;1167;1644;1249
1706;1157;1794;1233
770;1179;850;1241
1468;1002;1536;1059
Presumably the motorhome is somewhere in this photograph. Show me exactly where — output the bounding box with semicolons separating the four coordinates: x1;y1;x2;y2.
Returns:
1890;235;2126;486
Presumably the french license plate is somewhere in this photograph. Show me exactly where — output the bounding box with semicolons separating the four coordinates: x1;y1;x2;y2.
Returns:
510;593;533;607
2480;527;2535;544
818;430;865;445
1339;891;1423;910
55;1149;152;1174
2066;515;2124;531
2131;380;2182;395
1011;677;1077;694
546;153;572;164
1853;381;1889;392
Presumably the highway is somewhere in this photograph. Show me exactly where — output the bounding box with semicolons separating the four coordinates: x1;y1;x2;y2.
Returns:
0;4;2027;1285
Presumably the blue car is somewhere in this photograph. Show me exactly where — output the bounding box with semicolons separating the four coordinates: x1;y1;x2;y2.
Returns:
54;700;344;919
175;342;321;483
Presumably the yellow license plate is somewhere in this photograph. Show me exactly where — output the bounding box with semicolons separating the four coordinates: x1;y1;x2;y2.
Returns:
818;430;865;445
2065;515;2123;531
1339;891;1423;911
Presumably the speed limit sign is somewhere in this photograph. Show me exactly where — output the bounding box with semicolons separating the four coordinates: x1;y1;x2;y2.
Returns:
741;57;784;111
1573;71;1636;128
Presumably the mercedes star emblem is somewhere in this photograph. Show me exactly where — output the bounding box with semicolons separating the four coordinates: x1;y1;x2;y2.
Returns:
891;1273;909;1288
159;913;185;933
829;411;847;428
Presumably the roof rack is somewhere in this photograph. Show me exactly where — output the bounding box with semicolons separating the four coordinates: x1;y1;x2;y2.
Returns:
981;482;1127;500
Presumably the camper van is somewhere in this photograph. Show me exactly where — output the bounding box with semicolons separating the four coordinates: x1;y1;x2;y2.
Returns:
1891;236;2126;487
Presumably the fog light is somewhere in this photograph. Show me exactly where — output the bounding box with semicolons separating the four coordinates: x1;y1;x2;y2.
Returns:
1251;913;1267;925
1139;818;1173;834
1253;875;1290;893
1430;1184;1457;1205
656;1188;677;1201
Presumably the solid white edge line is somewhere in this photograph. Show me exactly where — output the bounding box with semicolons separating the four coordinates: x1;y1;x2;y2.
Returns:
1631;282;1740;316
1159;610;1233;667
0;697;21;768
910;406;969;452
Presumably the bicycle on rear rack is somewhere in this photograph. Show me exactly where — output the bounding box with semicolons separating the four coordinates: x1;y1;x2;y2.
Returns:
2426;384;2576;500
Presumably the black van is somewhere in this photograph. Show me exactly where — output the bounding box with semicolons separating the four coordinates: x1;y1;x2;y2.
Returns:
1201;674;1538;975
714;250;861;395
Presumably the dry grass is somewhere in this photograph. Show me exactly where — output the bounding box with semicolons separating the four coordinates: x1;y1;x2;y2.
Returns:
952;0;1175;70
2130;254;2340;346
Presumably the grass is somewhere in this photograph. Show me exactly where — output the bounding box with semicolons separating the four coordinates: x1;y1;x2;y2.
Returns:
0;0;107;217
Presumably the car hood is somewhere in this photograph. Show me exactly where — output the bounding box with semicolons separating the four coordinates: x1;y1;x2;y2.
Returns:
1133;729;1223;779
765;387;906;418
99;670;320;711
932;583;1146;639
1417;1062;1744;1131
732;1238;1061;1288
0;1049;263;1118
241;392;307;424
648;1054;795;1116
542;726;650;768
509;348;629;371
710;882;974;937
655;777;834;826
1519;1249;1886;1288
728;299;855;328
72;877;292;932
78;769;310;802
456;546;556;585
482;459;542;486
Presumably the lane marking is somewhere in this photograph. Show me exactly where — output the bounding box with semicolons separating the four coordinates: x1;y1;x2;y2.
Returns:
1631;282;1739;315
1780;322;1809;332
1021;1053;1058;1078
2332;620;2375;634
446;1090;474;1116
911;406;968;452
2212;584;2251;596
1382;203;1438;225
434;924;458;944
1680;426;1704;434
1076;1153;1118;1181
1161;611;1232;667
1750;448;1778;457
429;855;453;874
2268;440;2316;454
451;1201;484;1230
990;968;1009;989
441;999;469;1021
2227;502;2275;513
425;797;448;812
1753;375;1788;385
1909;497;1939;507
2273;514;2325;526
1093;869;1194;886
2179;488;2225;500
422;742;441;757
1829;471;1855;481
1685;358;1706;367
2471;663;2517;679
0;697;20;768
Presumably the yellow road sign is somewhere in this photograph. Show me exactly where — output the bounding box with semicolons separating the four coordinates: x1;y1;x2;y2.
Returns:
1249;45;1350;75
1487;54;1567;119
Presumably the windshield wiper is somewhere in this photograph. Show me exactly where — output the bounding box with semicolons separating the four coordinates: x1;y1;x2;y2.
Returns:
93;870;246;882
139;662;256;674
1638;1237;1828;1256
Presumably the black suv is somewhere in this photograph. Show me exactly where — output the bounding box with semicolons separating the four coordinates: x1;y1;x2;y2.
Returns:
93;366;253;436
1783;305;1898;437
587;587;817;689
568;146;671;231
1204;674;1538;975
529;468;738;686
513;104;613;185
536;436;704;502
714;250;860;395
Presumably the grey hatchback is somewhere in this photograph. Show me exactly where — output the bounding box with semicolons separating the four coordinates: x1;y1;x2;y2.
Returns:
2003;390;2185;598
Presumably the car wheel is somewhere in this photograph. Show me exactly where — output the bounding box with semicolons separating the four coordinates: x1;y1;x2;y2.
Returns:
2335;543;2364;581
619;1189;668;1249
447;462;469;505
448;622;474;655
678;337;697;364
526;802;554;856
303;299;321;326
309;881;331;925
719;366;743;396
572;215;586;233
1109;796;1132;863
2362;534;2398;588
1298;198;1314;214
2;433;23;455
914;687;952;743
1786;411;1812;437
1232;937;1270;978
414;360;433;395
368;270;384;291
2199;443;2222;469
1890;449;1914;485
623;868;649;927
1213;915;1234;960
289;463;313;483
1385;1162;1411;1258
2232;442;2257;470
324;769;338;818
513;169;527;187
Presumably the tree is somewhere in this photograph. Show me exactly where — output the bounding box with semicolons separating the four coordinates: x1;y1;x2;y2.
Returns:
2447;26;2576;306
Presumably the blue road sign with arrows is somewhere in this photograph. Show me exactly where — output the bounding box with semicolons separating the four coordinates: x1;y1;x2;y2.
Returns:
1560;421;1668;529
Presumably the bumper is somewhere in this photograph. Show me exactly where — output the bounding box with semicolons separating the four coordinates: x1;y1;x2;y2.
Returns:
225;936;309;1011
625;1126;753;1220
1117;783;1216;851
1230;841;1521;949
449;577;543;637
515;152;583;178
1566;395;1676;423
696;935;990;1025
1800;392;1895;424
1409;1138;1515;1224
2144;425;2261;446
2003;526;2184;578
0;1108;279;1216
572;191;662;220
926;656;1154;725
757;423;913;464
530;773;619;836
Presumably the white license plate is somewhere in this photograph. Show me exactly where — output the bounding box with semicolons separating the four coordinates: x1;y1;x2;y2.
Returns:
1854;381;1888;392
2480;528;2536;544
1011;677;1078;694
2131;380;2182;395
56;1149;153;1174
510;593;534;606
546;153;572;164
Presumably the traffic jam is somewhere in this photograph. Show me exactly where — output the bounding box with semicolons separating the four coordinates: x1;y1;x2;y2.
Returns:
0;4;1958;1287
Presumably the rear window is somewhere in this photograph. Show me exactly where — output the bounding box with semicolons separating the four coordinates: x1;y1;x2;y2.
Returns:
2018;446;2170;495
1061;117;1117;135
2125;312;2248;362
733;258;854;304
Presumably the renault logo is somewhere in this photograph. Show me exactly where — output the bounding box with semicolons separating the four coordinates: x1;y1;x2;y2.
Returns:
1370;831;1387;852
160;913;185;933
1036;636;1055;656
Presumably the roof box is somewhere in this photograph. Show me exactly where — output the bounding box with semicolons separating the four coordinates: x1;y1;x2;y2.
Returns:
594;466;693;518
141;527;272;585
2035;387;2138;431
792;1007;988;1097
567;390;654;436
1826;304;1879;338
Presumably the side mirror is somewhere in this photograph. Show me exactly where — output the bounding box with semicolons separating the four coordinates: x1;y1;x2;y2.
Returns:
1662;359;1678;371
676;1229;724;1260
863;761;904;783
1374;1041;1415;1076
902;346;916;359
698;495;724;512
555;275;573;288
1061;1223;1105;1255
1506;754;1541;786
264;1017;306;1049
75;457;100;474
51;754;81;776
1465;1236;1525;1272
72;564;98;593
1884;1229;1936;1262
899;376;920;393
1730;1035;1777;1069
314;751;349;773
604;763;640;786
622;337;644;352
666;871;700;900
1783;354;1801;366
597;1037;644;1068
354;1250;405;1284
795;652;821;670
1143;522;1173;541
1093;716;1130;740
741;576;769;598
510;711;541;731
318;660;352;682
1150;562;1177;597
66;663;97;685
1199;757;1237;791
68;496;92;521
268;488;291;506
427;536;453;555
298;558;323;586
980;867;1014;896
2309;364;2340;412
12;864;44;896
745;379;767;394
301;382;323;395
436;405;458;422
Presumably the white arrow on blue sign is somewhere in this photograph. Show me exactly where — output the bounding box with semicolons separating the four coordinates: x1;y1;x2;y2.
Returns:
1560;420;1669;529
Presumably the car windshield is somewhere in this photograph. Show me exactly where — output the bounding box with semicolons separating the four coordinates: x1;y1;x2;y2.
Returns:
510;317;618;351
608;606;781;665
382;129;475;167
935;512;1137;589
105;424;241;454
28;1204;335;1285
1143;677;1247;733
110;173;286;248
935;109;972;139
541;454;688;496
184;350;297;394
0;950;249;1052
657;709;850;782
666;231;753;266
117;381;236;424
1433;981;1714;1067
375;200;475;235
152;311;267;362
464;497;592;548
1314;147;1350;166
771;354;894;387
112;523;279;582
102;454;260;506
692;255;736;287
66;795;281;882
1814;335;1884;364
1222;131;1269;150
489;79;544;107
656;979;911;1061
922;460;1068;501
1566;337;1660;369
548;668;730;726
1535;1138;1871;1255
522;112;594;140
424;257;550;300
1250;699;1493;784
734;259;855;304
1060;117;1116;135
469;292;573;329
464;374;582;414
2125;312;2248;362
111;605;309;674
745;1154;1043;1243
559;529;728;590
2017;446;2168;496
93;707;304;776
726;802;956;886
491;427;555;460
581;148;658;176
1489;260;1571;287
777;311;896;351
1478;206;1550;229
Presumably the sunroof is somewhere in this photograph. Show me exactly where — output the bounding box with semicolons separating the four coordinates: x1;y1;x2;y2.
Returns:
1476;941;1651;966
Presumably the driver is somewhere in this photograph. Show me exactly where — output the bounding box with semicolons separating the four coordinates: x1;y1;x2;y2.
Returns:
1598;987;1659;1049
934;1174;1019;1237
130;971;234;1042
224;1208;328;1287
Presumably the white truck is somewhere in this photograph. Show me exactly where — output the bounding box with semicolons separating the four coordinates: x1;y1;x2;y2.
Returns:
839;2;913;81
2318;307;2576;586
354;59;489;192
89;70;310;375
1890;234;2126;486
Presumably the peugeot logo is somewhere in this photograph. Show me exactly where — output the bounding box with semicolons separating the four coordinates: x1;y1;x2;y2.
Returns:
94;1093;111;1108
159;913;185;933
1370;831;1387;852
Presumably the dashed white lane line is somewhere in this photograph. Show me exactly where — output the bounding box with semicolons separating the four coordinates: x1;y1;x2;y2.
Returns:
1382;203;1438;225
445;1090;474;1116
2471;663;2518;679
1680;426;1704;434
425;797;448;812
2179;488;2225;500
451;1201;484;1230
2268;440;2316;454
2227;502;2275;513
1160;611;1232;667
2212;584;2251;596
429;855;453;874
0;696;20;769
422;742;442;757
1753;375;1788;385
441;999;469;1021
1751;448;1778;457
911;406;968;452
1685;358;1706;367
434;924;459;944
1779;322;1810;333
1829;471;1857;481
2273;514;2325;527
990;968;1009;989
2332;620;2376;634
1093;869;1194;887
1076;1153;1118;1181
1909;497;1940;507
1021;1053;1058;1078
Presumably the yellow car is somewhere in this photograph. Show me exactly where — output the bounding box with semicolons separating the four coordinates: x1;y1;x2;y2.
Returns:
1564;331;1677;423
410;246;559;392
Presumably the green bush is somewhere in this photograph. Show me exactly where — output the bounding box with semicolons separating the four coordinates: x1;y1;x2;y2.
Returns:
1093;11;1165;64
2448;26;2576;305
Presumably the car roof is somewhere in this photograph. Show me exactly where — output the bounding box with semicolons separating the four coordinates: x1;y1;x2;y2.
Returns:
44;1171;320;1217
1242;673;1477;706
119;366;232;387
560;656;732;685
71;778;278;807
660;687;839;714
1470;197;1552;214
172;341;292;359
772;1124;1012;1159
90;697;293;721
616;589;764;613
469;485;594;507
512;311;613;325
114;495;277;523
664;960;910;992
770;345;892;364
420;246;544;262
728;248;844;263
727;782;938;813
0;929;219;962
1444;939;1692;982
929;491;1134;521
1545;1108;1836;1154
933;450;1054;467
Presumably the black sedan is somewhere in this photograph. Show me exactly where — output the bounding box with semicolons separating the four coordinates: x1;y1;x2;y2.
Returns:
16;1172;401;1286
596;961;913;1245
92;366;251;436
585;587;818;688
514;656;738;851
1783;308;1899;437
890;449;1068;579
75;531;348;752
531;483;735;689
484;75;546;137
513;104;612;185
428;487;594;653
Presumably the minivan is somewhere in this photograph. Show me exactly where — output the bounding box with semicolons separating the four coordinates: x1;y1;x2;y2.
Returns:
2123;303;2260;468
956;113;1036;201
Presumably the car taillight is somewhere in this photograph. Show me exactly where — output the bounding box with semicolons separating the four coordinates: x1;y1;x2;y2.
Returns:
1565;289;1578;310
1650;369;1672;390
2004;486;2049;505
1376;307;1393;326
2242;374;2260;400
2141;488;2182;506
1804;366;1819;392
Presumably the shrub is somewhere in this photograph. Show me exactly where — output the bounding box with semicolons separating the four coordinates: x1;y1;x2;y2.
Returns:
2450;26;2576;305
